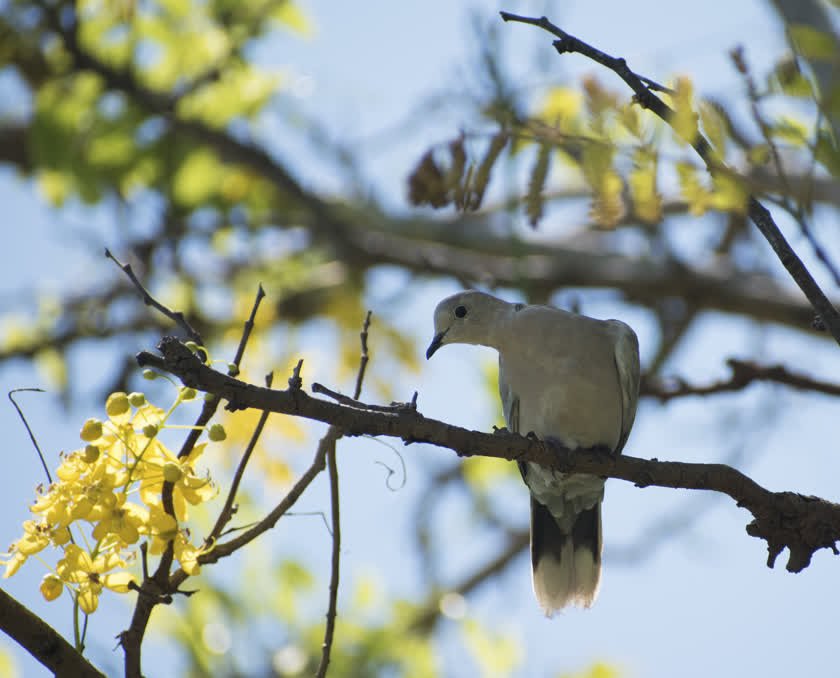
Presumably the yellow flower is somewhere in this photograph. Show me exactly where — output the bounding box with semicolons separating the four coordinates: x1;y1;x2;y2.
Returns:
139;443;217;520
173;533;204;575
147;506;179;553
17;520;52;556
144;507;205;574
56;544;135;614
91;493;149;546
1;552;27;578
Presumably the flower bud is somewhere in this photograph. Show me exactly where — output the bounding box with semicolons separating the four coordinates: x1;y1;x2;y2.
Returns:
143;424;158;438
80;419;103;442
208;424;226;442
128;392;146;407
162;462;183;483
105;392;130;417
83;445;100;464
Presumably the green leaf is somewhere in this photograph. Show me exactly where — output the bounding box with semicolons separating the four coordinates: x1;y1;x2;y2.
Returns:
788;24;840;62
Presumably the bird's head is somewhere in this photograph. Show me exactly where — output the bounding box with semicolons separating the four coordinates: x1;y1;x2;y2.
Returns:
426;290;509;359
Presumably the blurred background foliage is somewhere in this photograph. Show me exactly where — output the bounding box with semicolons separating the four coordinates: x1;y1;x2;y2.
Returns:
0;0;839;676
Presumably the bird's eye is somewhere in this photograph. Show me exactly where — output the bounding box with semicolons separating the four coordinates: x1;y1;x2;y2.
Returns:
455;305;467;318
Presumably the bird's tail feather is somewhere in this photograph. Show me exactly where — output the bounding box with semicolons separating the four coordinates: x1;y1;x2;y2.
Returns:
530;498;602;615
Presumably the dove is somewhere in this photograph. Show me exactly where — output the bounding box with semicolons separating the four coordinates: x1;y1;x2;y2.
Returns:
426;290;639;613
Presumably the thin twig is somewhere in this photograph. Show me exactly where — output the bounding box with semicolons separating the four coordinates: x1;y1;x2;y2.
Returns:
230;283;265;372
311;382;414;413
315;311;372;678
8;388;51;484
499;11;840;345
105;248;203;345
207;372;275;543
352;311;372;400
499;12;674;94
315;437;341;678
170;430;337;583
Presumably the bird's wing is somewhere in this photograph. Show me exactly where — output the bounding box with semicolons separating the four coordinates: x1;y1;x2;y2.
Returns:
605;319;641;455
499;356;526;481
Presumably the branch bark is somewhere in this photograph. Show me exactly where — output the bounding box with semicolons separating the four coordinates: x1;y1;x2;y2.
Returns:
138;336;840;574
0;587;106;678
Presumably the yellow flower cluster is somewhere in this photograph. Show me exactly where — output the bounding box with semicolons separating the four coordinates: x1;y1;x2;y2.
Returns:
2;389;219;614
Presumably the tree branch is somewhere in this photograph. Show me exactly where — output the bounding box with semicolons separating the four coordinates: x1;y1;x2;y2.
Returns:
642;358;840;401
138;336;840;573
0;587;106;678
499;11;840;346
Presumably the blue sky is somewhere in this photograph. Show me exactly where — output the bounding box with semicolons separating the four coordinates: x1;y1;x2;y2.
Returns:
3;1;840;676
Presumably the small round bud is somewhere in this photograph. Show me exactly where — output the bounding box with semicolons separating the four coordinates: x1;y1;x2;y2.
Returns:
180;387;197;401
207;424;226;442
142;424;159;438
162;462;183;483
83;445;100;464
80;419;103;442
40;573;63;602
106;392;130;417
142;369;159;381
128;392;146;407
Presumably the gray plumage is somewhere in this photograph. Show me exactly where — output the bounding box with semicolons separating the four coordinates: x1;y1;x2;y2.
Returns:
427;290;640;614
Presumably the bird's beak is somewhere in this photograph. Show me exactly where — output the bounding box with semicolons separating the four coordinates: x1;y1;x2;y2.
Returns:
426;330;448;359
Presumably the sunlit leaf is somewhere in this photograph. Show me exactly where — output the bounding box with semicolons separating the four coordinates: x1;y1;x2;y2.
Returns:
173;149;225;206
540;86;582;122
628;147;662;223
699;101;727;159
676;161;712;215
671;77;699;146
272;2;314;37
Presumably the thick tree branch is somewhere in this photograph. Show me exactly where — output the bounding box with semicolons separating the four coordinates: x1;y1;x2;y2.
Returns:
139;336;840;573
0;587;106;678
499;11;840;346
